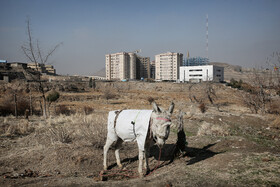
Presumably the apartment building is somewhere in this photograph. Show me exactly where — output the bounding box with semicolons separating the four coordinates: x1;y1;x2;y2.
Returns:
105;52;136;80
155;52;183;81
106;52;151;80
136;56;150;79
179;65;224;82
150;60;155;79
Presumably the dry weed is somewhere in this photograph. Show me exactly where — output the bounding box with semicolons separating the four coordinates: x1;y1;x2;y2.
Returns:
49;126;72;143
269;116;280;129
3;119;34;136
197;121;229;137
74;114;107;148
45;113;107;147
199;103;207;113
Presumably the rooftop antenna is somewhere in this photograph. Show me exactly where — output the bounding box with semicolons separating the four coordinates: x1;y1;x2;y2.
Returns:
206;14;209;59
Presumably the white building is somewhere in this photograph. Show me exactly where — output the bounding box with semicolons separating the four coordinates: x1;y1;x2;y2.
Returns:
155;52;183;81
180;65;224;82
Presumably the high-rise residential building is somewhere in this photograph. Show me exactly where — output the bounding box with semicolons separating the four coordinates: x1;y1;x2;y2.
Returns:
136;56;150;79
105;52;136;80
150;60;155;79
155;52;183;81
106;52;151;80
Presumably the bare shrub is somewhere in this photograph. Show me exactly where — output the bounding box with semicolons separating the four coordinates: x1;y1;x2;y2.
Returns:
103;89;116;100
0;100;14;116
189;82;217;105
56;105;73;116
0;95;29;116
17;99;30;115
241;67;276;114
49;126;72;143
268;100;280;114
270;116;280;129
240;85;271;114
83;106;94;115
199;103;207;113
147;96;155;104
197;121;229;137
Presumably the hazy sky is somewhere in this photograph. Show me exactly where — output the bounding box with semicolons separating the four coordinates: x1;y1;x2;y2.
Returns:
0;0;280;75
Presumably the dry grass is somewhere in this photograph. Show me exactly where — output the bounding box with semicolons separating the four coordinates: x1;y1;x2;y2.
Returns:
197;121;230;137
45;113;107;147
0;118;35;137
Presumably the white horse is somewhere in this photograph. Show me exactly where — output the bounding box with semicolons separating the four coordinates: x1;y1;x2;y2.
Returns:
103;102;175;177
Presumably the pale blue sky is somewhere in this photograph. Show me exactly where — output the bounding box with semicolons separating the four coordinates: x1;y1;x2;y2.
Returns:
0;0;279;75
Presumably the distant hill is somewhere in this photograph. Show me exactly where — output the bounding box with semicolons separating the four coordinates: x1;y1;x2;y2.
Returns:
209;62;252;82
93;67;105;77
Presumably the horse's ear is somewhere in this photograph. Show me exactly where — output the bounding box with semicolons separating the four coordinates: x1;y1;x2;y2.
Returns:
152;102;161;114
168;102;175;114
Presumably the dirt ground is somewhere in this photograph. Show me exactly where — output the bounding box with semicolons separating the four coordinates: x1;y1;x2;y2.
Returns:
0;83;280;187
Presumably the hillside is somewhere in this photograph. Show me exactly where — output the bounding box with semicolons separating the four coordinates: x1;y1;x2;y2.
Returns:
0;81;279;186
93;67;105;77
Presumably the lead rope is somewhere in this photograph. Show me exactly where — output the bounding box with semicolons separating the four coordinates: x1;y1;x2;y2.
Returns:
99;147;163;180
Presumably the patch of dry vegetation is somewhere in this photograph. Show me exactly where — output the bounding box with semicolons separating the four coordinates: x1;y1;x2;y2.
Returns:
197;121;230;137
0;81;280;186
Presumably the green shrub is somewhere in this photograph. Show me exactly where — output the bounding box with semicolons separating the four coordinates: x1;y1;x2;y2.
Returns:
47;91;60;103
227;78;243;90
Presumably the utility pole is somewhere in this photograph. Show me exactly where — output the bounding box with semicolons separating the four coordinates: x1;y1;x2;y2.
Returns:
206;14;209;60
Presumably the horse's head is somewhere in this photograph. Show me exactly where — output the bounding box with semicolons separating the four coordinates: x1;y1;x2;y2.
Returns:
151;101;175;148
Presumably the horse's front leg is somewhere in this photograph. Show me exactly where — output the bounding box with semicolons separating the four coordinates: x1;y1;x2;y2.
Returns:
144;149;150;174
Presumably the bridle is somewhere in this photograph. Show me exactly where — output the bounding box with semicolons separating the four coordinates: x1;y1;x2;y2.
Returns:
152;117;171;142
156;117;171;122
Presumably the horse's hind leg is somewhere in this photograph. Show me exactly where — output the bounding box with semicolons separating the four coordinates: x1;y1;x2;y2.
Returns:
103;138;114;170
115;138;123;168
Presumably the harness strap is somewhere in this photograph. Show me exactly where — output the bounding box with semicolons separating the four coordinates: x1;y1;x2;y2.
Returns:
114;110;123;129
131;111;141;138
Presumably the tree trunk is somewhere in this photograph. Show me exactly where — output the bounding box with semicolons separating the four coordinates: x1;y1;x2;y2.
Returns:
14;94;18;118
42;96;47;119
29;92;33;116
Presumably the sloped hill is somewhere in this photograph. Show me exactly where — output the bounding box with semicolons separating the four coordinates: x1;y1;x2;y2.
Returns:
93;67;105;77
209;62;254;82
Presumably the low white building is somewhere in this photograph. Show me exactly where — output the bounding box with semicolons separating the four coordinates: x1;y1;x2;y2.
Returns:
180;65;224;82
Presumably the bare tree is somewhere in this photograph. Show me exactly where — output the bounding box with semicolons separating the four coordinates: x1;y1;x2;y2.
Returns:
188;82;217;105
266;52;280;91
241;67;272;114
21;18;62;118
